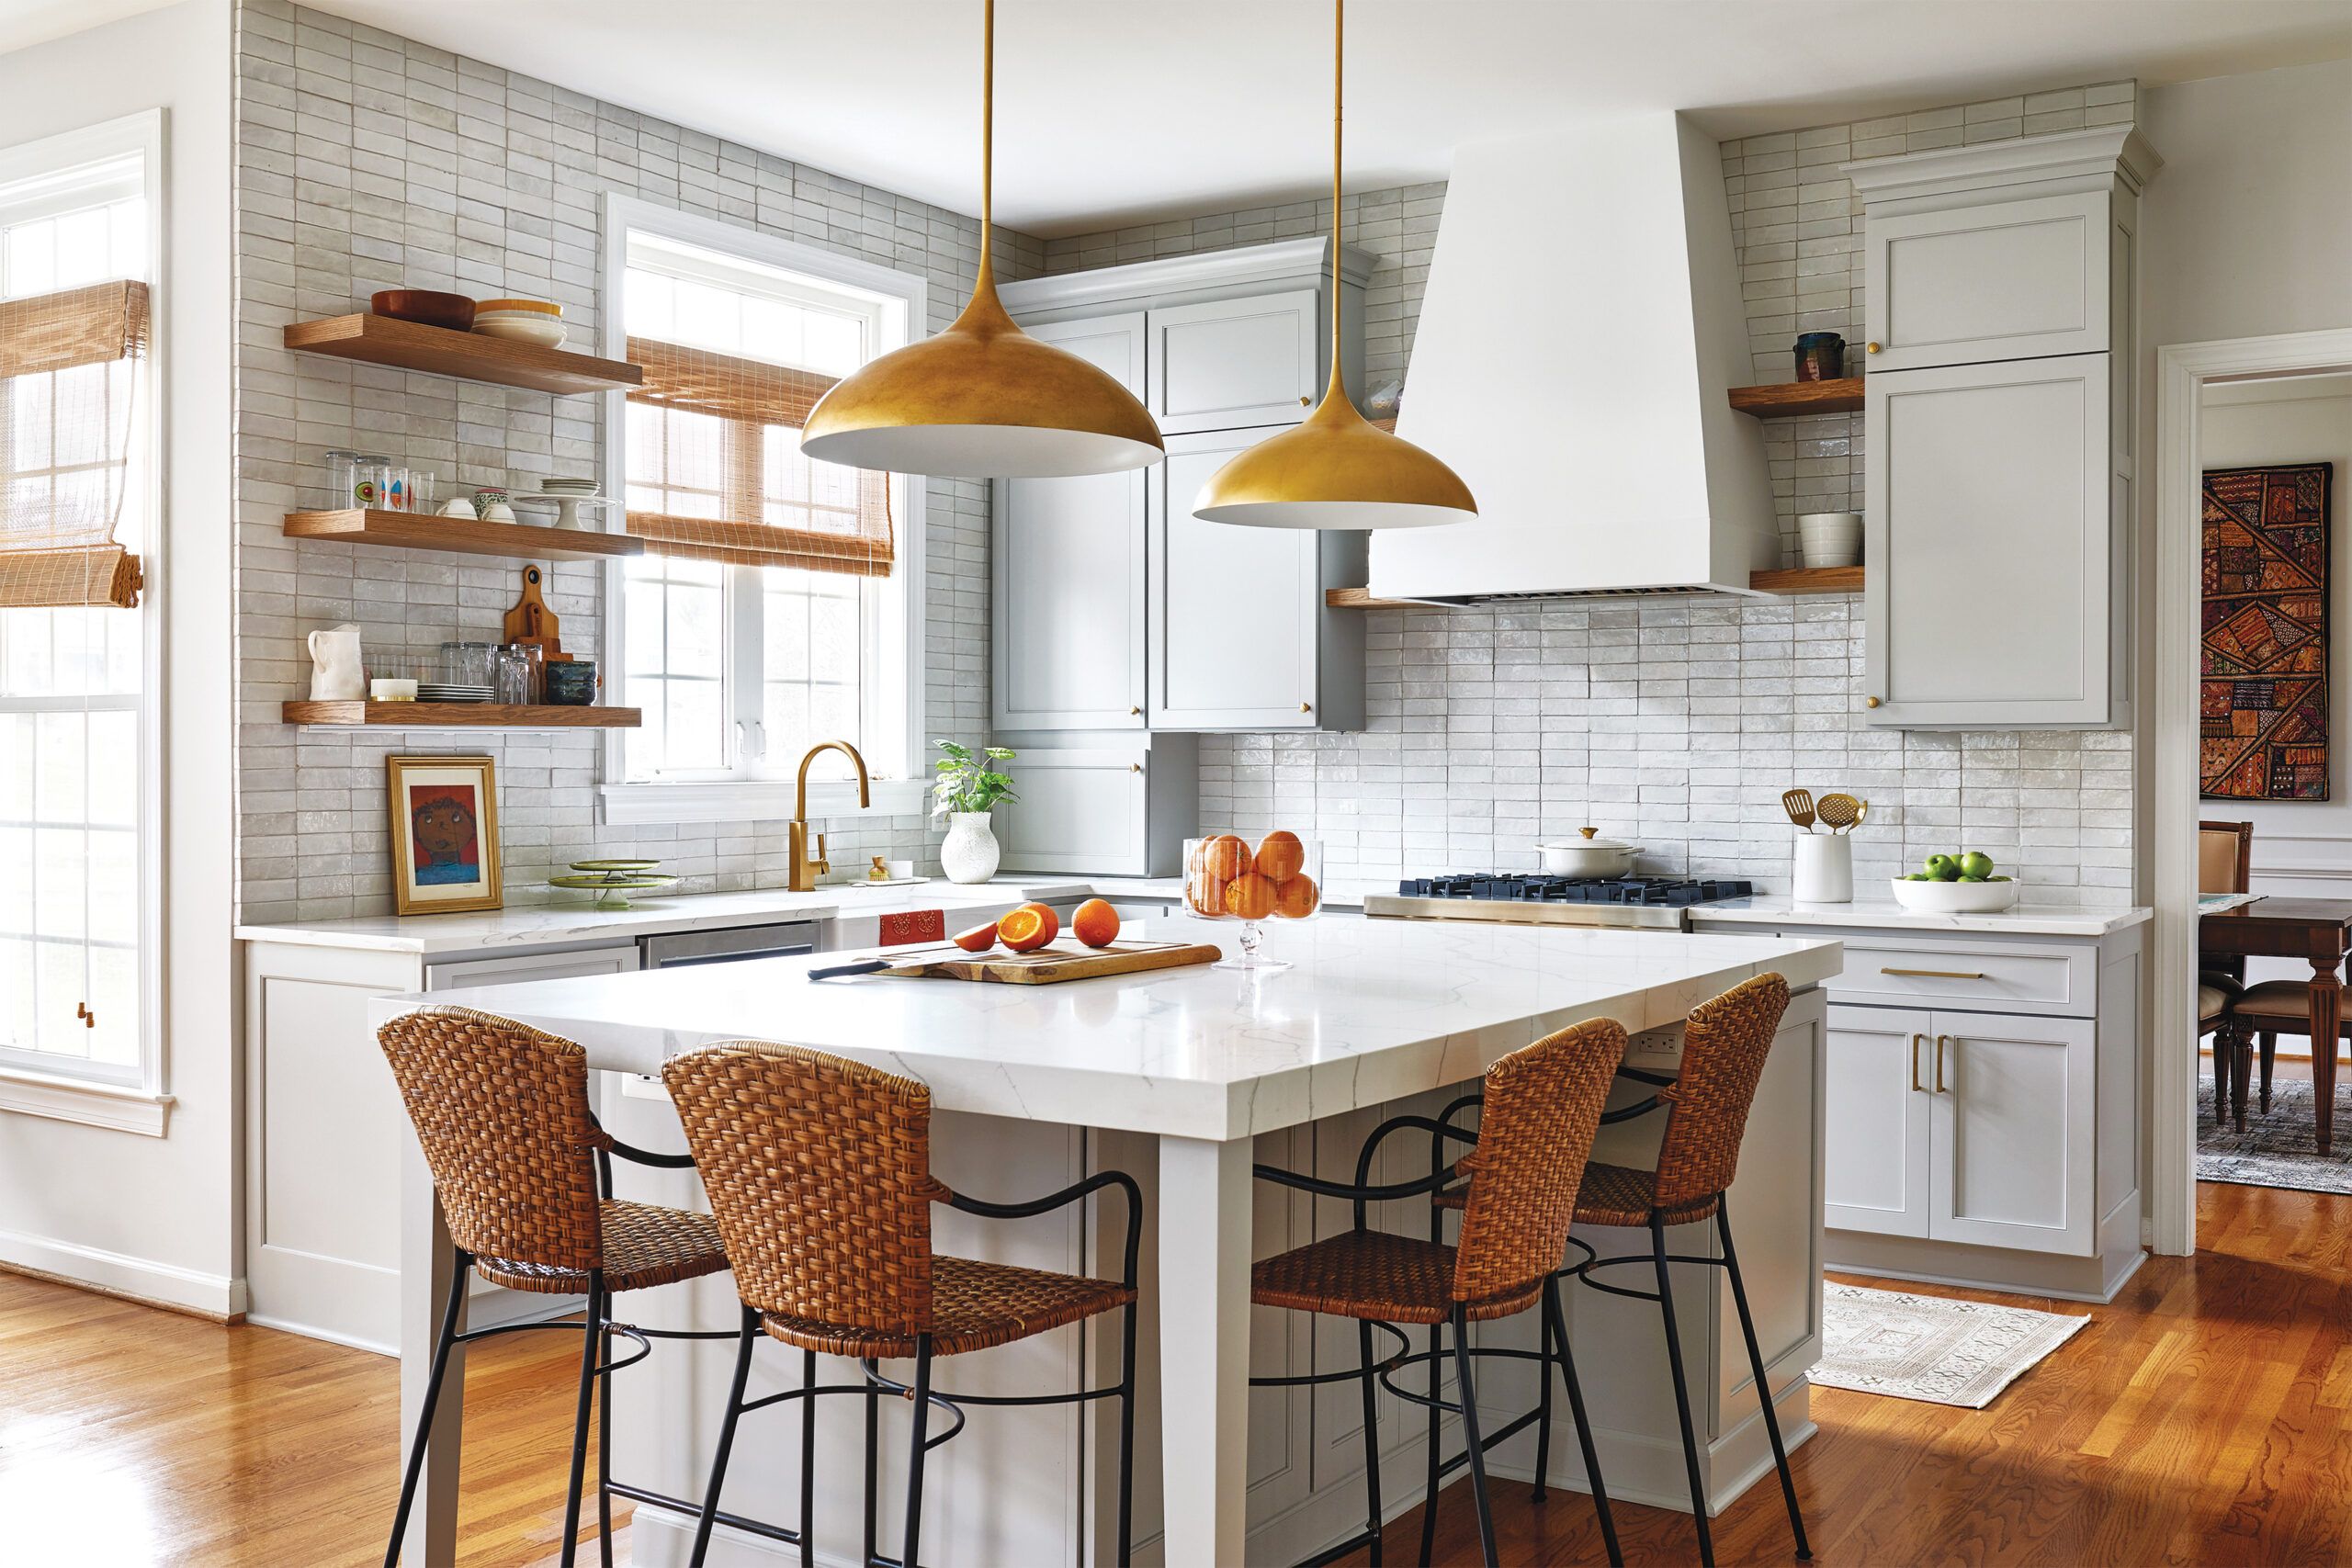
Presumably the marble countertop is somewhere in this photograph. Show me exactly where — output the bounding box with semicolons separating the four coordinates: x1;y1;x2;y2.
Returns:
1690;893;2153;938
371;916;1842;1141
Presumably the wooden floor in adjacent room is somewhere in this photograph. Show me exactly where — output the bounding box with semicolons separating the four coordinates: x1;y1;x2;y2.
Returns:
2;1179;2346;1566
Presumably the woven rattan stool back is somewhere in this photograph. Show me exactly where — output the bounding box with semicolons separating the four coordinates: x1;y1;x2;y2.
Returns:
1451;1017;1623;1305
1652;972;1790;1213
663;1042;945;1338
377;1006;605;1273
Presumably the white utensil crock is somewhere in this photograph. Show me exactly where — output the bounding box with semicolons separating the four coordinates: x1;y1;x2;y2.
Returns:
307;623;366;700
1792;831;1853;903
941;811;1001;885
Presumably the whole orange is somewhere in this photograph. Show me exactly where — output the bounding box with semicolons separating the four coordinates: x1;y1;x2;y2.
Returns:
1224;873;1278;920
1254;829;1306;882
1071;897;1121;949
1187;872;1230;918
1201;834;1251;881
1272;874;1320;919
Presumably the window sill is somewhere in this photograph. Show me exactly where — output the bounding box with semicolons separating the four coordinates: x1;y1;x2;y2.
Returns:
598;776;932;827
0;1070;173;1136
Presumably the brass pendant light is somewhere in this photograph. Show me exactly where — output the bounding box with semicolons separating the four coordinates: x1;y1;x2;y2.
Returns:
800;0;1163;479
1192;0;1476;529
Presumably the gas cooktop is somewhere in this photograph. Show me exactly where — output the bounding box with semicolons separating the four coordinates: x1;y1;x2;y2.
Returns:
1363;873;1757;930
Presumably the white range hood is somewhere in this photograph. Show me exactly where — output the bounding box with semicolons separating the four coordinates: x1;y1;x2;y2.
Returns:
1370;114;1779;601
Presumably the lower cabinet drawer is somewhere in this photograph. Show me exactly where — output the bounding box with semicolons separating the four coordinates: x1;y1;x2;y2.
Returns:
1827;938;2096;1018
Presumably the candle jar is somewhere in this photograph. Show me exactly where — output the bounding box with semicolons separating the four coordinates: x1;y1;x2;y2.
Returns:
1792;332;1846;382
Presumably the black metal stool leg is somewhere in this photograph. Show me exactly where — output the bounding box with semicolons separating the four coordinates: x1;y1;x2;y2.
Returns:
1545;1276;1622;1567
1356;1319;1385;1566
385;1246;471;1568
560;1273;606;1568
1117;1303;1139;1566
1449;1306;1500;1568
1718;1195;1812;1560
799;1348;819;1568
1650;1212;1715;1568
862;1364;879;1568
1532;1300;1553;1503
902;1337;935;1568
1419;1318;1443;1566
597;1307;615;1568
688;1306;759;1568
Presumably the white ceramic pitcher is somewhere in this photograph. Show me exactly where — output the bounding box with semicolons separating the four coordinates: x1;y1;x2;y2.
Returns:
307;623;366;701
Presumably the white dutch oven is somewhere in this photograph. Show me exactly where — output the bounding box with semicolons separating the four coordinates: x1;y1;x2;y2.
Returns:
1536;828;1639;878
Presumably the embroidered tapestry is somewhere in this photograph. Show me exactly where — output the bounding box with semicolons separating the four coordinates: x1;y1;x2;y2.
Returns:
2202;461;2335;800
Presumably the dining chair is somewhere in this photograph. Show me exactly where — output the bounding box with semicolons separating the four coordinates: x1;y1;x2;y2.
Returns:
377;1007;743;1568
660;1041;1142;1568
2199;819;2254;1121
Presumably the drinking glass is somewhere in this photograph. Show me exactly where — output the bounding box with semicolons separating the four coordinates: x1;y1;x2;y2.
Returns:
439;641;495;688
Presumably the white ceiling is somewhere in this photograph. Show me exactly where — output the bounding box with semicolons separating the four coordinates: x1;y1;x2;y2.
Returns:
8;1;2350;236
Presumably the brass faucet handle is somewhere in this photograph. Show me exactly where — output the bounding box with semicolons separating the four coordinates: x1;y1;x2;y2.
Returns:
812;831;830;873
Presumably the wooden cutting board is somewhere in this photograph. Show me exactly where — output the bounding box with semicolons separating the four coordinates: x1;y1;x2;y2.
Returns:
876;938;1221;985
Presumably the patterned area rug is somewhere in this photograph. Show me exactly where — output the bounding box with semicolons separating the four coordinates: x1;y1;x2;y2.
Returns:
2199;1072;2352;1195
1812;1282;2088;1408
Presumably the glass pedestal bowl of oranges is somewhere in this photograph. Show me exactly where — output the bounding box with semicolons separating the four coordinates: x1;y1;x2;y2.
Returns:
1183;830;1321;972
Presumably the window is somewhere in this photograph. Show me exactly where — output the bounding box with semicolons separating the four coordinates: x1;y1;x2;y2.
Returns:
0;112;161;1114
601;200;927;821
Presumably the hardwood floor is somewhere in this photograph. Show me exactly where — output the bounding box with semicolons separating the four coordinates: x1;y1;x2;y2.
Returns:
1;1180;2346;1564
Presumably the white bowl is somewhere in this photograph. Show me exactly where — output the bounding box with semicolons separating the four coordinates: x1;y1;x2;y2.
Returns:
473;315;567;348
1889;876;2020;913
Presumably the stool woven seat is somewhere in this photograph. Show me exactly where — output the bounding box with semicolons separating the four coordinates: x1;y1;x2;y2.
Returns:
1570;1164;1722;1229
475;1199;728;1294
1252;1228;1546;1325
759;1254;1134;1358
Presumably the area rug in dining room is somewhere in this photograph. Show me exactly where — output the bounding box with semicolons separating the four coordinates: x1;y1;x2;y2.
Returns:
1811;1283;2089;1408
2199;1071;2352;1195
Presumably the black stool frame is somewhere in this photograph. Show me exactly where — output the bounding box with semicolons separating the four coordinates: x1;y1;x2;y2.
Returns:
684;1169;1143;1568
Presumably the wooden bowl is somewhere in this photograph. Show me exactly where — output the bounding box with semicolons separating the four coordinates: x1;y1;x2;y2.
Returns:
370;289;476;331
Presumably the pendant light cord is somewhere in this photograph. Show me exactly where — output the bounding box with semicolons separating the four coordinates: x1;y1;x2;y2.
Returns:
1328;0;1345;397
978;0;995;282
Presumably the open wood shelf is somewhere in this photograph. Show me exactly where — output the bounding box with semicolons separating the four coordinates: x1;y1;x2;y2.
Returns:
1325;586;1424;610
284;314;642;395
282;702;640;728
1727;378;1864;417
1750;566;1864;594
283;508;644;563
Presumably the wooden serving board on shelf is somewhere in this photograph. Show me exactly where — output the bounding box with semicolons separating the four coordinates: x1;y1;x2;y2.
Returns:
876;938;1221;985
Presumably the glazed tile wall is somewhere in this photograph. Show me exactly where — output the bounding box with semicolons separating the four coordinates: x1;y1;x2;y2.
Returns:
233;0;1040;922
1047;87;2140;907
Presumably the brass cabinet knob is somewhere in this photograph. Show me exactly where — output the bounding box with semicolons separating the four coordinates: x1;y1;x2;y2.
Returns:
1129;705;1141;716
1865;695;1882;708
1299;701;1312;713
1131;762;1143;773
1299;395;1311;405
1866;341;1883;355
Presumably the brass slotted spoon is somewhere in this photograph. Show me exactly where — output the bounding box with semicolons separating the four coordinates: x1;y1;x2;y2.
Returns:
1781;788;1818;833
1815;794;1867;834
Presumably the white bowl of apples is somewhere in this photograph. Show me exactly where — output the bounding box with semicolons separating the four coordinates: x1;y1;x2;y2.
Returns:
1891;852;2019;913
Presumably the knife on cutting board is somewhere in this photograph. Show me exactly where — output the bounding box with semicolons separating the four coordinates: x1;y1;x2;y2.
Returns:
808;942;968;980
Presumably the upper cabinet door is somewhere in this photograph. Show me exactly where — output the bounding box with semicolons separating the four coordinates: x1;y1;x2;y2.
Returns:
1148;430;1320;731
1865;191;2110;372
1147;290;1321;434
1864;354;2113;728
991;314;1149;731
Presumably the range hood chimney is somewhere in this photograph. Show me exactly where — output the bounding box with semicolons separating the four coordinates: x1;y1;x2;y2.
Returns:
1370;114;1778;601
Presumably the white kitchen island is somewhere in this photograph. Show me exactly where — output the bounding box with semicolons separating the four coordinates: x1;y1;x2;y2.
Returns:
376;917;1840;1567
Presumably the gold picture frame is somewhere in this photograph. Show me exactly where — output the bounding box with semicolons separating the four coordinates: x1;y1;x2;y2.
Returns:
387;755;503;916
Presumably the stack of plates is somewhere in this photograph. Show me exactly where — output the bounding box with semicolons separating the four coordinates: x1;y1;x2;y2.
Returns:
473;298;566;349
416;682;493;704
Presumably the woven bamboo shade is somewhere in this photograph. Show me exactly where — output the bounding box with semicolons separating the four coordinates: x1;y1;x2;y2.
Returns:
0;279;150;608
624;334;892;578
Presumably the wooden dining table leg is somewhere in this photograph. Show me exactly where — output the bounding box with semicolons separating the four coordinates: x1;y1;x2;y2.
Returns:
2230;1022;2254;1134
2310;961;2342;1155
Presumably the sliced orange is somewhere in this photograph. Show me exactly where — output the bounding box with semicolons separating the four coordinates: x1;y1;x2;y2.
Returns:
999;902;1059;953
952;919;999;953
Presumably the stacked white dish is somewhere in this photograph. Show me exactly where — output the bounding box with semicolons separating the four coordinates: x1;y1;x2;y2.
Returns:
471;297;566;349
416;682;493;704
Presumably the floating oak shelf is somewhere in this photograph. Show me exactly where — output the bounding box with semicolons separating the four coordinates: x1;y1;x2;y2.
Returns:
284;314;642;396
283;508;644;563
282;702;641;729
1750;566;1864;594
1324;586;1424;610
1727;378;1864;418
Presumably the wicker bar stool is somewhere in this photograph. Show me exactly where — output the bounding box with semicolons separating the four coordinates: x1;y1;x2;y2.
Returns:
661;1041;1142;1568
1248;1017;1627;1568
378;1007;749;1568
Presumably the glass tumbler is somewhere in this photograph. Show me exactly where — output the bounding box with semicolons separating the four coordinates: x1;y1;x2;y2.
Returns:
439;640;495;688
495;644;541;705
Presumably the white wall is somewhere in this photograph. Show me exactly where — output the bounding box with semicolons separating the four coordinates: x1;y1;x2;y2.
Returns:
0;0;240;1314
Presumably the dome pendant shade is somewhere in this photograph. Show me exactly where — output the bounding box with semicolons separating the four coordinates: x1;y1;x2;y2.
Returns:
797;0;1164;480
1191;393;1476;529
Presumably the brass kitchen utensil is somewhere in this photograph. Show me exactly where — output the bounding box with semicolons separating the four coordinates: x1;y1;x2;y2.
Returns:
1815;794;1864;834
1781;788;1817;833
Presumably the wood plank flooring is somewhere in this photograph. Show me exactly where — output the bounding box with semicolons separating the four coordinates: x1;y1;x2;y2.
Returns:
1;1180;2345;1565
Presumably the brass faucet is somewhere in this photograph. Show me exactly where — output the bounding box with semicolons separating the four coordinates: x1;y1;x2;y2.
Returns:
788;739;872;891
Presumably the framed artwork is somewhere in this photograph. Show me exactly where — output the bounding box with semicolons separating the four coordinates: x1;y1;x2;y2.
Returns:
2201;461;2335;801
387;755;503;915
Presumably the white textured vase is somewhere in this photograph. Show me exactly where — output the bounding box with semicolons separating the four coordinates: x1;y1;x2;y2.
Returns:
941;811;1001;885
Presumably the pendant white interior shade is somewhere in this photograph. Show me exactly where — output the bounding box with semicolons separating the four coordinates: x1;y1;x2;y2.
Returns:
799;0;1163;479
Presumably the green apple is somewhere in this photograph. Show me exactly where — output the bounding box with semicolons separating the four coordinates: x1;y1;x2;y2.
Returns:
1905;873;1929;881
1924;853;1956;880
1958;874;1986;883
1958;851;1995;879
1987;875;2011;882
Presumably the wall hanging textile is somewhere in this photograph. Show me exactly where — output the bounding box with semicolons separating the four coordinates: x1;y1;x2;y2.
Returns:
2202;461;2335;800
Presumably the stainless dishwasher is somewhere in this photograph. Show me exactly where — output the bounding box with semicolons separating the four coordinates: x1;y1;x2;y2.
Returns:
638;920;819;970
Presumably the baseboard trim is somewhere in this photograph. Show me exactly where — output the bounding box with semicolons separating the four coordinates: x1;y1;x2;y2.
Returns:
0;1232;245;1321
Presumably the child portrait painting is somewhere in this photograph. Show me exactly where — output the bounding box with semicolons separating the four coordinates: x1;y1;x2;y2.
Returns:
387;756;503;915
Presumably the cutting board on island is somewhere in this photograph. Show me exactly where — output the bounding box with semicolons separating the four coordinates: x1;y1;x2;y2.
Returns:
877;938;1220;985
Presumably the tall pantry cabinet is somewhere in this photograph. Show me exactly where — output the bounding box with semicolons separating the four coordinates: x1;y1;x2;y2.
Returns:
1847;127;2161;729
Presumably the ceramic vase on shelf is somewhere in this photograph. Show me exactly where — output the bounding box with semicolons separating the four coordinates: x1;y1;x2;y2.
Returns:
941;811;1001;885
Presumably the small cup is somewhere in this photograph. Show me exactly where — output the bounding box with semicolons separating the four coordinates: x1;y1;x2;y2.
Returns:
888;859;914;880
544;660;597;706
369;677;418;702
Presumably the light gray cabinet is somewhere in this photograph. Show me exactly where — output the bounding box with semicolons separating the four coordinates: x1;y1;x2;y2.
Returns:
1863;190;2112;372
1147;289;1321;433
1822;1005;1933;1239
993;737;1198;877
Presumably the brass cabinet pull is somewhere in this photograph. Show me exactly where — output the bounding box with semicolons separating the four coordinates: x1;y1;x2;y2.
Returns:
1882;966;1985;980
1909;1032;1925;1092
1934;1033;1950;1093
1130;762;1143;773
1299;701;1312;713
1129;705;1141;716
1865;695;1882;708
1866;341;1883;355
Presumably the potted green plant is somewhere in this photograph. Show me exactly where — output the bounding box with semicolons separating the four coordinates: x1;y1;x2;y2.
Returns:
932;739;1017;884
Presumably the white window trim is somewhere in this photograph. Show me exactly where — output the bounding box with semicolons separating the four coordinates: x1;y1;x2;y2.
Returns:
0;107;168;1126
596;192;929;827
